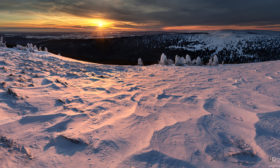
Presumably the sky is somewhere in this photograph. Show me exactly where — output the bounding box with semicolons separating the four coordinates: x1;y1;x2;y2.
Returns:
1;0;280;32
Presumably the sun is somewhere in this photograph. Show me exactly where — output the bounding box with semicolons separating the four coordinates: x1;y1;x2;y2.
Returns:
91;19;111;28
97;21;104;28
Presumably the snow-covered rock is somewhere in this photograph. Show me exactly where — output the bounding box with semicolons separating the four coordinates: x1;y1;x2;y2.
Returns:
0;36;6;48
15;43;39;52
185;54;192;65
159;53;168;65
208;55;219;66
15;44;26;50
208;57;213;66
175;55;185;66
212;55;219;66
138;58;143;66
196;56;202;65
167;58;174;65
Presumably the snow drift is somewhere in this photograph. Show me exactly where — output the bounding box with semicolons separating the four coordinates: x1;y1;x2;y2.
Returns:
0;47;280;168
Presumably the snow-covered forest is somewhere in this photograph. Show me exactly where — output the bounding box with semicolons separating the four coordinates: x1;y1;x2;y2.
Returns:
2;30;280;65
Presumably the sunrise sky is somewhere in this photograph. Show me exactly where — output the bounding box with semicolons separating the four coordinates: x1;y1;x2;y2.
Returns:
1;0;280;32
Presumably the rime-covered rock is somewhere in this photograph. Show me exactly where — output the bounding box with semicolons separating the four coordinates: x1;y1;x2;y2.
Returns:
186;54;192;65
208;57;213;66
138;58;144;66
196;56;202;65
0;36;6;48
212;55;219;66
159;53;168;65
167;59;174;65
175;55;185;66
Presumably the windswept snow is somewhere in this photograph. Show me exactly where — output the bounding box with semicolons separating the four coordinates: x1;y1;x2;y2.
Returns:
0;47;280;168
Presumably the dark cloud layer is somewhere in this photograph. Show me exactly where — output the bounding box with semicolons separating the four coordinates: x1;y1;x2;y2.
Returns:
1;0;280;27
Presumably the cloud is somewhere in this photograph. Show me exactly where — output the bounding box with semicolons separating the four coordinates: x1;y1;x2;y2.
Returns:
1;0;280;29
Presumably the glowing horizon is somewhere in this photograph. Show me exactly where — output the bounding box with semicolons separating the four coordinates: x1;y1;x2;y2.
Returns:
0;12;153;32
1;0;280;32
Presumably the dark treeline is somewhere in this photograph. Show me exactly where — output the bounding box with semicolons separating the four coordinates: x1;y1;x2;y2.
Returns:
2;32;280;65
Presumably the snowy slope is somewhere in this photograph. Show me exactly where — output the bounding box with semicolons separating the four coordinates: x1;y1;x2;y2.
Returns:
0;47;280;168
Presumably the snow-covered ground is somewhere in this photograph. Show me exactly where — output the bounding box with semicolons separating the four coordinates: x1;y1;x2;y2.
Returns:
0;47;280;168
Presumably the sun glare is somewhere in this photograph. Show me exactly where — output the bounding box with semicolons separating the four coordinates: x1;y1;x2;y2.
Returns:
91;19;110;28
98;22;103;27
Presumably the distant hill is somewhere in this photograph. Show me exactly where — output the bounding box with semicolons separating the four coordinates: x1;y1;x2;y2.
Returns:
2;30;280;65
